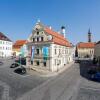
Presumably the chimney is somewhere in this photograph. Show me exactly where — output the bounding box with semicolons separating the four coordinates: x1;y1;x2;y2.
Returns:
61;26;66;38
49;26;52;30
88;29;92;42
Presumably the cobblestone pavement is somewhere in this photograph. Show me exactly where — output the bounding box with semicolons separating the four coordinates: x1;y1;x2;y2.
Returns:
0;58;49;100
0;86;4;100
1;59;100;100
0;81;10;100
17;63;81;100
74;60;100;100
74;78;100;100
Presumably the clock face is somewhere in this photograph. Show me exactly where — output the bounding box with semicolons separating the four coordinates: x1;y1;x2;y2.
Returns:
35;25;41;30
47;35;52;40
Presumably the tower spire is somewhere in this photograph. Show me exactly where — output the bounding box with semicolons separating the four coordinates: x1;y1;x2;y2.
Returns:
88;28;92;42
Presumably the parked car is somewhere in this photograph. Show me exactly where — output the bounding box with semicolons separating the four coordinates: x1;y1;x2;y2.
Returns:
0;61;3;65
75;60;80;63
87;69;97;75
10;63;19;68
91;72;100;81
14;67;26;75
15;57;26;65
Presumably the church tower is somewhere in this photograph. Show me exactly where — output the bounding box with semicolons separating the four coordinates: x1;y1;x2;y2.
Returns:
88;29;92;42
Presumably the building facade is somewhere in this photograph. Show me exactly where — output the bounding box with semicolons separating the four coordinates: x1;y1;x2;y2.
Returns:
0;32;12;57
94;41;100;65
12;40;26;57
76;30;95;59
77;42;95;59
26;22;74;72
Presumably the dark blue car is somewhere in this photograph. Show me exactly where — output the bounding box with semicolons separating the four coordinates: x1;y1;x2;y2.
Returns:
91;72;100;81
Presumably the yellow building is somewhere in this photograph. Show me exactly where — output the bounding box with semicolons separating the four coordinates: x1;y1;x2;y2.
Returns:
76;30;95;59
77;42;95;59
12;40;26;57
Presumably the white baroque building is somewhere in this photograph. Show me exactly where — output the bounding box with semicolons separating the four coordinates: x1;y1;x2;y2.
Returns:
26;21;74;72
0;32;12;57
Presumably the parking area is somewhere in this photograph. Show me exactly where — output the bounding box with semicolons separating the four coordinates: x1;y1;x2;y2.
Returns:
0;58;49;100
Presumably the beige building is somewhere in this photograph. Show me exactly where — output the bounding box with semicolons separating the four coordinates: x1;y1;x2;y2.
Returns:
77;42;95;59
94;41;100;64
76;30;95;59
26;21;74;72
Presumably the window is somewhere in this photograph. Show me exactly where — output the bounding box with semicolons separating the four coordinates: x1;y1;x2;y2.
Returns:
33;38;35;42
92;50;93;54
55;49;56;54
65;50;66;54
0;41;1;44
37;37;39;42
55;59;56;66
37;31;39;35
36;61;39;66
41;37;43;41
59;49;60;54
36;49;39;54
43;62;46;66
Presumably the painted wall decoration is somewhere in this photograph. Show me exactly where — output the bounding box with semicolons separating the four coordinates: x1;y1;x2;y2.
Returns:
42;46;49;60
20;45;27;57
20;46;24;57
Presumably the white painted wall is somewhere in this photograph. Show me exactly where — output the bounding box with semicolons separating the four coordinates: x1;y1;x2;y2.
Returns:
0;40;12;57
49;44;74;72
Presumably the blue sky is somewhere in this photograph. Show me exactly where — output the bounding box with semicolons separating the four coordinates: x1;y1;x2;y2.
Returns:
0;0;100;44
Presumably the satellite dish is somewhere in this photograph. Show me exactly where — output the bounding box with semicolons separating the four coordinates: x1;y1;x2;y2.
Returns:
47;35;52;40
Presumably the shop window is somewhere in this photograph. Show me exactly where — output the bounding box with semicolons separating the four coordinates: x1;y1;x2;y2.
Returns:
37;37;39;42
33;38;35;42
36;61;39;66
44;62;46;66
41;37;43;41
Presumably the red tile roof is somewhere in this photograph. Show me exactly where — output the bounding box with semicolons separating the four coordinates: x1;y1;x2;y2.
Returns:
0;32;12;42
44;27;71;47
77;42;95;48
13;40;26;49
96;41;100;45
